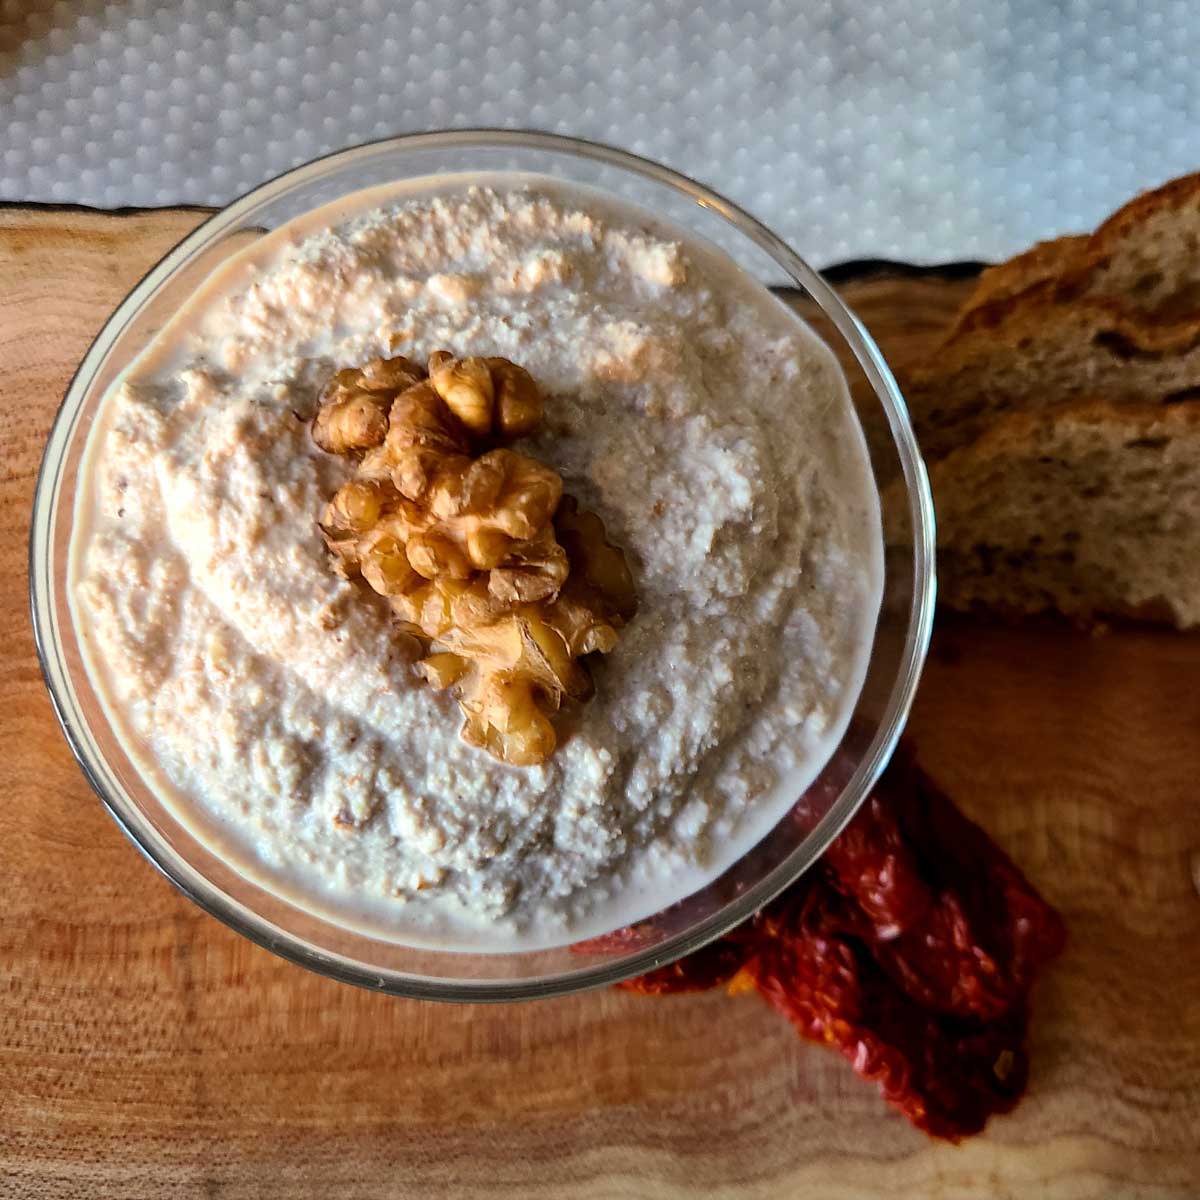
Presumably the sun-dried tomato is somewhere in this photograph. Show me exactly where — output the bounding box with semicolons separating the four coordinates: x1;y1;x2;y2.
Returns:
747;881;1038;1139
579;918;755;994
592;745;1065;1140
617;936;752;995
822;748;1066;1022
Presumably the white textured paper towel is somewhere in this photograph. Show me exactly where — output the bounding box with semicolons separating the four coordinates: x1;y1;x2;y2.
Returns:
2;0;1198;264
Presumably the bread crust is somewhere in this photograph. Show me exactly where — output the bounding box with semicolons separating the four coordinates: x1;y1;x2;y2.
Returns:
903;172;1200;459
947;172;1200;335
920;399;1200;629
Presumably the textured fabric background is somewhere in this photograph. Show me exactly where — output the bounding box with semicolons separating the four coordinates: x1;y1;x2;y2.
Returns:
2;0;1197;264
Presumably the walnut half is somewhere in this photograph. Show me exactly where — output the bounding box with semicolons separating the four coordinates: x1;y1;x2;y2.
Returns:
311;357;423;454
311;349;636;766
428;352;544;439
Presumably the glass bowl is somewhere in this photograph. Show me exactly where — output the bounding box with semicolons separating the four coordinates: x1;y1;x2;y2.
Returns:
30;130;935;1002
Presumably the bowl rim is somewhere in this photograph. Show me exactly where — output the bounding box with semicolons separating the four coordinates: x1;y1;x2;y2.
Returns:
29;128;936;1002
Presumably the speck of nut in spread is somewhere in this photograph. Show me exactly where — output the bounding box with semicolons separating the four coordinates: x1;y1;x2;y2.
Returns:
70;176;883;950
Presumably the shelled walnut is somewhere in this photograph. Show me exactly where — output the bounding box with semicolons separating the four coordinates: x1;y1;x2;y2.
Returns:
311;350;636;766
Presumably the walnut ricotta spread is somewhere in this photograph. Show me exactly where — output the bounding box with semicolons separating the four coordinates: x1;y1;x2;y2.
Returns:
71;176;883;949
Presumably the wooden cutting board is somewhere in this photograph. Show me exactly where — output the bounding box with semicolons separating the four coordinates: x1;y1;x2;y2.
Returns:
2;206;1197;1200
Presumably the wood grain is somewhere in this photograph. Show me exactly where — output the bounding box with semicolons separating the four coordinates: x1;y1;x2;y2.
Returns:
1;207;1198;1199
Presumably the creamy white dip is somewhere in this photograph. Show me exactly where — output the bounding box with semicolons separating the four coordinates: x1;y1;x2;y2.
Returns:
71;175;883;950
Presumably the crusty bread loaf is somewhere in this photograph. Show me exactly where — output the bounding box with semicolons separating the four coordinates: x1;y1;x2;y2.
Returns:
951;172;1200;331
1064;171;1200;319
904;299;1200;460
927;399;1200;628
906;173;1200;460
947;234;1089;328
